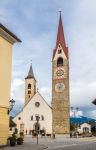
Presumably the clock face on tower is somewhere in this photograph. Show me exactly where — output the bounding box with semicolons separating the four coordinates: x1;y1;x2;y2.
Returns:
54;68;65;79
55;83;65;92
56;69;64;76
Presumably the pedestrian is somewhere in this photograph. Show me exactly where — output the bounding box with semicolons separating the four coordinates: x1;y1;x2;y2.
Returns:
52;130;55;139
76;132;78;138
26;129;27;135
70;131;72;138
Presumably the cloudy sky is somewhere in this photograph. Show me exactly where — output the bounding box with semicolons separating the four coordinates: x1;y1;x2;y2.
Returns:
0;0;96;118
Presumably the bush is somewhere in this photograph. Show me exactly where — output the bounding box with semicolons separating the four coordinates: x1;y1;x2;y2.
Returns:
8;133;16;146
17;137;23;145
20;132;24;139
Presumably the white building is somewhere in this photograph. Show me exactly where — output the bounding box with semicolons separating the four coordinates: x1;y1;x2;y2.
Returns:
77;123;91;134
13;64;52;135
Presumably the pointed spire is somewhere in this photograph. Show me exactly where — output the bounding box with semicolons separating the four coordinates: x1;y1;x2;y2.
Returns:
53;12;68;59
25;63;35;79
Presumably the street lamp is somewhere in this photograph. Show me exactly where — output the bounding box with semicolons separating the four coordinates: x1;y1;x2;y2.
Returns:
92;99;96;105
9;99;15;112
71;107;79;131
35;115;40;144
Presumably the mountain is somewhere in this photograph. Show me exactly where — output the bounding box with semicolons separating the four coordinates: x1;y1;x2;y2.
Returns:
70;116;96;124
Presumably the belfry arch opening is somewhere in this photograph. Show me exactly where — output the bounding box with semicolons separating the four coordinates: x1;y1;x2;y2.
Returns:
28;84;31;89
57;57;63;67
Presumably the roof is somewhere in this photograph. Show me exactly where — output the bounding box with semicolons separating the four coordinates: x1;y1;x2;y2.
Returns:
24;91;52;109
14;91;52;118
10;116;16;127
92;99;96;105
25;64;35;79
53;13;68;59
0;23;21;42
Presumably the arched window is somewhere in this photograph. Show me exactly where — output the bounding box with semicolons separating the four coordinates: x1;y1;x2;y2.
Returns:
41;115;44;120
58;49;62;54
28;90;31;94
57;57;63;67
31;115;33;120
28;84;31;89
18;117;21;120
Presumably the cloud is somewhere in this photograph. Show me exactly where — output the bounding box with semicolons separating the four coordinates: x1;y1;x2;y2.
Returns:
39;87;51;104
85;109;96;119
11;78;24;103
0;0;96;119
70;81;96;107
70;110;83;117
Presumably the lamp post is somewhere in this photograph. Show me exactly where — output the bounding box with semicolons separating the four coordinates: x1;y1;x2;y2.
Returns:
9;99;15;112
92;99;96;105
71;107;79;131
35;116;40;144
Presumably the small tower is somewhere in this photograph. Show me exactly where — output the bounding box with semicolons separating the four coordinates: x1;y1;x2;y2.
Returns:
25;64;36;105
52;13;70;134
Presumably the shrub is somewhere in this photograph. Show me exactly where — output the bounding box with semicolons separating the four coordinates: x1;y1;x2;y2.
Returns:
8;133;16;146
17;137;23;145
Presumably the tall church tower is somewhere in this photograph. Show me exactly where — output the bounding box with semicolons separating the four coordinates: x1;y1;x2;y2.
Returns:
25;64;36;105
52;13;70;134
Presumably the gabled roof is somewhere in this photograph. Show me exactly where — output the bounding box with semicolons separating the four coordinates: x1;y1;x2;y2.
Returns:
25;63;35;80
0;23;21;42
24;91;51;109
14;91;51;118
10;116;16;127
53;13;68;59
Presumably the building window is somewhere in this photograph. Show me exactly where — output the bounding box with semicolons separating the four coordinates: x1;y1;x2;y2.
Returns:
58;49;62;54
35;102;40;107
28;84;31;89
10;128;12;131
41;115;44;120
28;90;31;94
29;95;30;98
31;115;33;120
18;117;21;120
57;57;63;67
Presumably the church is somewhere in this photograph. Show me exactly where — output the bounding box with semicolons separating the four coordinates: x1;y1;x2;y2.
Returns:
13;13;70;135
13;64;52;134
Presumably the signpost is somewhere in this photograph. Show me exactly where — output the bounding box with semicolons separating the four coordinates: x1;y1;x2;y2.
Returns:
35;116;40;144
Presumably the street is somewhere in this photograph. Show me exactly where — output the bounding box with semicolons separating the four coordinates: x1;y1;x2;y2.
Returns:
2;135;96;150
47;140;96;150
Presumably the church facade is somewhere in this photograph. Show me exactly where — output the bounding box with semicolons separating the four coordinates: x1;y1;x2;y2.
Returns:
13;65;52;134
13;13;70;135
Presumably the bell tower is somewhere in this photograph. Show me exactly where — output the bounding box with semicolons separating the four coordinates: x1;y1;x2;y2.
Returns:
52;13;70;134
25;63;36;105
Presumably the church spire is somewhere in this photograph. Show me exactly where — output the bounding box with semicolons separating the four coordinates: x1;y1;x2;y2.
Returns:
25;63;35;79
53;12;68;59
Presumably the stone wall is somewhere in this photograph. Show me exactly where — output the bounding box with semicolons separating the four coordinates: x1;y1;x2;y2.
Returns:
52;54;70;134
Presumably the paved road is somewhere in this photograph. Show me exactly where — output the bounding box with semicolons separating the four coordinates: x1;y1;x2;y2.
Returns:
2;135;96;150
47;141;96;150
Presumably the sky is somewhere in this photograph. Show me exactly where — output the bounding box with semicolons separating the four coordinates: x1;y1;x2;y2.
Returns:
0;0;96;119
